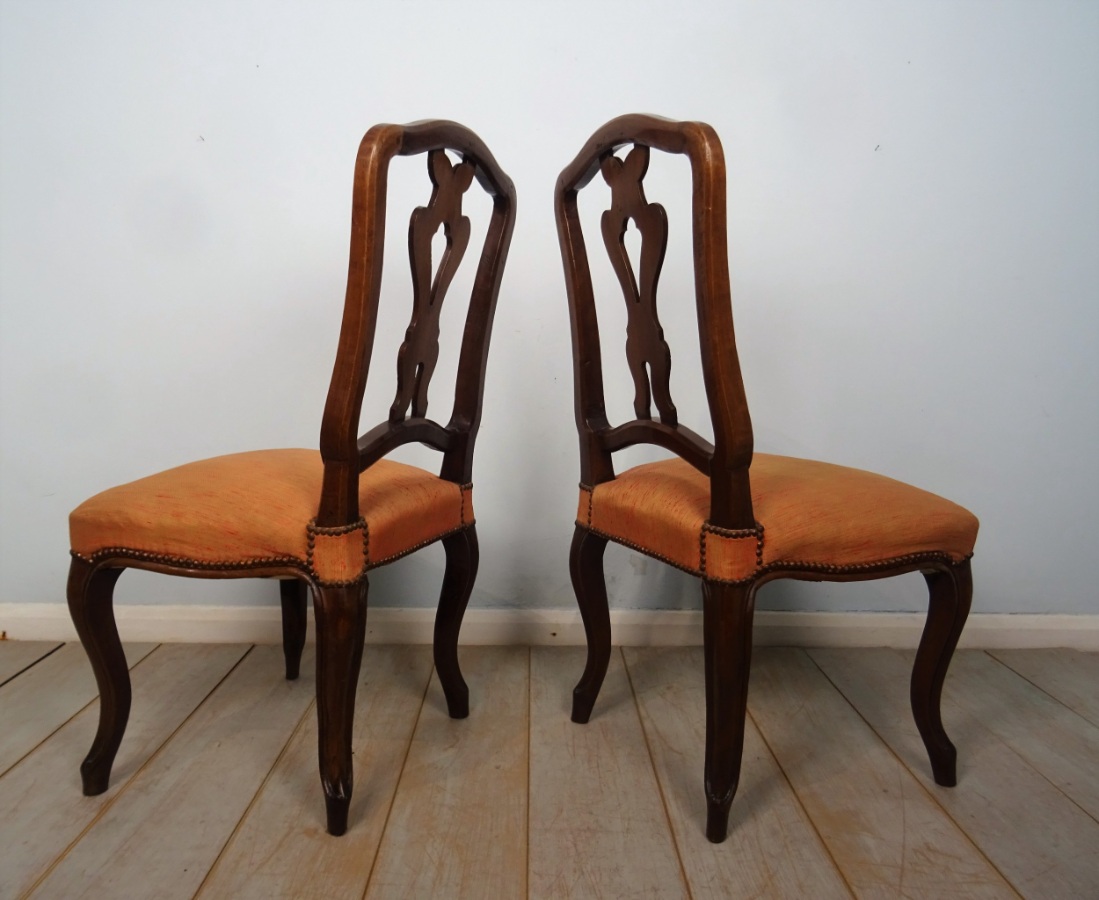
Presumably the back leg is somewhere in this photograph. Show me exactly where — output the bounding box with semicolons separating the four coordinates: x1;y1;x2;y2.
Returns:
434;526;479;719
912;559;973;786
570;525;611;724
280;577;309;680
66;557;128;795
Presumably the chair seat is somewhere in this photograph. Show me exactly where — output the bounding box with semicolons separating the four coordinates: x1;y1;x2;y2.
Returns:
578;454;978;583
70;449;473;583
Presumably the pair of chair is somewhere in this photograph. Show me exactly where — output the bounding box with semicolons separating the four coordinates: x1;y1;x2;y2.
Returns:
67;116;978;842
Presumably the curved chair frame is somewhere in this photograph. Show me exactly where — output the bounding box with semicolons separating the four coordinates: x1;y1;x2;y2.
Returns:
67;120;516;836
555;114;972;842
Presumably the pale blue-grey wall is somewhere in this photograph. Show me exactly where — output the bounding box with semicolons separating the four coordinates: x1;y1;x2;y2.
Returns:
1;1;1096;616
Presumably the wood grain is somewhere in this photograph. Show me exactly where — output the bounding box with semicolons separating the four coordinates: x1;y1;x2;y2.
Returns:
987;649;1099;727
365;646;528;899
624;646;851;900
811;647;1099;899
198;645;434;900
0;643;249;898
928;650;1099;821
0;641;156;777
30;645;315;900
748;647;1014;898
0;641;61;686
529;647;687;899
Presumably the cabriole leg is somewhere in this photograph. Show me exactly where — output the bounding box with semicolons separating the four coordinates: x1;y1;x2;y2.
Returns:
434;526;479;719
570;525;610;724
913;559;973;786
66;557;128;795
313;580;368;836
701;579;756;843
280;577;309;680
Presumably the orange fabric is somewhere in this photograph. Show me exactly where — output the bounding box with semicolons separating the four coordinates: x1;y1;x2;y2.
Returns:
69;449;470;579
581;454;978;581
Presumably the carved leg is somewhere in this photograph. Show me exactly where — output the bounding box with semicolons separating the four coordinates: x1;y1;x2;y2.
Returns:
313;580;368;836
702;579;756;843
66;558;128;795
912;559;973;786
279;578;309;680
434;526;479;719
570;525;611;724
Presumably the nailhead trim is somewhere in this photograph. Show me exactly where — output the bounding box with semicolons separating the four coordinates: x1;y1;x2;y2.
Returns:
306;518;368;587
698;520;764;580
576;527;970;586
70;548;303;573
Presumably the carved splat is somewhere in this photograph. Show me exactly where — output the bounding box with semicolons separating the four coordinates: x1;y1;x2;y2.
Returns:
390;150;476;422
600;145;677;426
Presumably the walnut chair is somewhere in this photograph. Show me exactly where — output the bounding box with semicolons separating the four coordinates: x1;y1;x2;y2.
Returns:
555;114;978;843
66;120;516;836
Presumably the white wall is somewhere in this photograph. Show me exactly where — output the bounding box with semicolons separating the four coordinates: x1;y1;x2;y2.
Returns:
1;0;1096;616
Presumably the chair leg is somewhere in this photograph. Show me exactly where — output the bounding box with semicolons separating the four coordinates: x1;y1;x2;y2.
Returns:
279;578;309;680
313;580;368;836
570;525;611;724
702;579;756;843
66;557;128;796
912;559;973;787
434;526;479;719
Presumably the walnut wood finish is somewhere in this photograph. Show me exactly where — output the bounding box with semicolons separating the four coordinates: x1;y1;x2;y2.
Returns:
280;578;308;681
555;114;974;842
66;120;516;837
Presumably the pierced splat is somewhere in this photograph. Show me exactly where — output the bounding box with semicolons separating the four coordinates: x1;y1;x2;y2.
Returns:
600;145;677;426
390;150;476;422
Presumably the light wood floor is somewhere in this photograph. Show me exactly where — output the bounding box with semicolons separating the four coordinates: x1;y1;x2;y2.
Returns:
1;641;1096;899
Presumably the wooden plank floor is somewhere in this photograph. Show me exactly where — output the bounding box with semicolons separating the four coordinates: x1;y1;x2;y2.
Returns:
1;642;1095;899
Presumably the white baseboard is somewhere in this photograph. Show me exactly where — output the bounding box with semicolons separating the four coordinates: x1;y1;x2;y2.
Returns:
2;603;1097;649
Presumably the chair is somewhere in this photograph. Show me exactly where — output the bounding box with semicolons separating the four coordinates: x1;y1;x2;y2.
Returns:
554;114;977;842
66;119;516;836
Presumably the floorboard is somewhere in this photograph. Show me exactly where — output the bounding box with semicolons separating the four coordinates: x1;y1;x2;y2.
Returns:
624;646;852;900
811;647;1099;900
0;641;62;686
528;647;688;900
29;645;315;900
1;643;1094;899
938;651;1099;821
987;649;1099;727
0;643;250;898
364;646;529;900
197;645;434;900
748;647;1016;897
0;642;157;778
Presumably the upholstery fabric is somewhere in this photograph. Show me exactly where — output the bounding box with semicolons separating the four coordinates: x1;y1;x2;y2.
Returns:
578;454;978;582
70;449;472;582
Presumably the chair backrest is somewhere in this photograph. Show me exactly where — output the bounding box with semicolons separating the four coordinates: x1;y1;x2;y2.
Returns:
318;120;516;528
555;114;755;530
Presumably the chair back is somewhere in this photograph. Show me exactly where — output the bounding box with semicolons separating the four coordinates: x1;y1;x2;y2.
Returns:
318;120;516;527
555;114;754;529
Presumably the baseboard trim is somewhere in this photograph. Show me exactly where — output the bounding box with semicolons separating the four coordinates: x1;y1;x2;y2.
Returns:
2;604;1097;649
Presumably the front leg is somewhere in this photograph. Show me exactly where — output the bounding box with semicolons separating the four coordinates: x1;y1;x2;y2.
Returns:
313;580;368;835
702;578;756;843
66;558;128;795
912;559;973;786
434;526;479;718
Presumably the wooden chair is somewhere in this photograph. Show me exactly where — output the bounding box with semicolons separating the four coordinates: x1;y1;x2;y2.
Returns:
554;114;977;843
66;120;516;836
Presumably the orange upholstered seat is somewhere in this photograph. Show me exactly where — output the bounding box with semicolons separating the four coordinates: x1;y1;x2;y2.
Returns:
70;450;472;584
579;455;977;583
